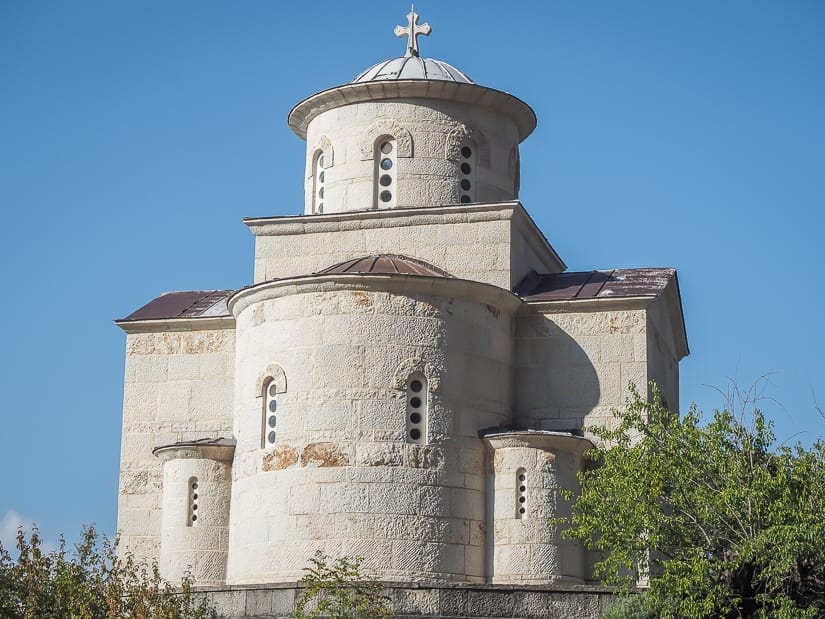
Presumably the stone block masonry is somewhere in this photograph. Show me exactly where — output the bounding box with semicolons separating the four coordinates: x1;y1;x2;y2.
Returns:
195;582;615;618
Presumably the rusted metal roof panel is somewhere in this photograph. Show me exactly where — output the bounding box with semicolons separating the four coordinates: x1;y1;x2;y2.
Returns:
119;290;235;322
517;268;675;302
316;254;453;278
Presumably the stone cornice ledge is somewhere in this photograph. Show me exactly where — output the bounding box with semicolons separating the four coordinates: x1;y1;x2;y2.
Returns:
288;80;537;141
115;315;235;334
481;430;595;456
153;438;236;463
244;201;524;235
229;273;523;318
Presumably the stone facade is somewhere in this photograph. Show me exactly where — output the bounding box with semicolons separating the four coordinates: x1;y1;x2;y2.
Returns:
114;12;688;617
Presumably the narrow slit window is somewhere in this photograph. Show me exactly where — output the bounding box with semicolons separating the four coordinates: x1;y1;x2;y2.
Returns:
187;476;199;527
374;137;397;208
262;380;278;448
516;468;527;518
312;151;325;214
406;374;427;444
458;141;477;204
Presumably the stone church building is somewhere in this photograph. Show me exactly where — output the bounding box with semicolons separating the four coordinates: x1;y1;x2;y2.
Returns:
115;11;688;617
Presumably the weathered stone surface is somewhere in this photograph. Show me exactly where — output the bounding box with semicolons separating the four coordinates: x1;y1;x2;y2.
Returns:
193;582;615;619
262;446;298;471
300;442;350;468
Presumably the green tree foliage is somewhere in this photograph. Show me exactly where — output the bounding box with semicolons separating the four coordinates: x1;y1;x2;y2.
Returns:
600;592;654;619
0;525;208;619
292;552;392;619
562;385;825;619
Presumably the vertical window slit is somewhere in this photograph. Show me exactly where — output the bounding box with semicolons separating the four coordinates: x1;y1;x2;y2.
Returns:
458;141;477;204
375;137;397;208
263;380;278;448
188;476;199;526
406;374;427;444
516;468;527;518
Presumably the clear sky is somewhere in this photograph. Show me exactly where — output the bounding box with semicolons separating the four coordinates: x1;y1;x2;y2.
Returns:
1;1;824;549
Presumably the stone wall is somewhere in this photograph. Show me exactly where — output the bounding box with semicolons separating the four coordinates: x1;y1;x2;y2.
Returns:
195;582;615;618
117;324;235;565
514;301;650;437
645;292;681;412
248;202;564;290
226;276;521;584
484;433;592;585
303;100;519;214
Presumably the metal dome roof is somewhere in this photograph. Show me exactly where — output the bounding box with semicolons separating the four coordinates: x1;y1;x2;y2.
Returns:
351;56;473;84
316;254;453;278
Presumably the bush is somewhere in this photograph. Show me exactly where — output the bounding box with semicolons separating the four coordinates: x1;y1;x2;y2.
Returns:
601;593;654;619
292;551;392;619
0;525;208;618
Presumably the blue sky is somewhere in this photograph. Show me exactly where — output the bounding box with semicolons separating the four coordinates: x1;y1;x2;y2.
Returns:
1;1;823;548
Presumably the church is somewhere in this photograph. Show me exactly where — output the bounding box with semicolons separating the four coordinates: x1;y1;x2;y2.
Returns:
115;10;688;617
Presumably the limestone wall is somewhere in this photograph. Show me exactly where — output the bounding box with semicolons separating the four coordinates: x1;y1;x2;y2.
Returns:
646;293;681;412
249;203;564;290
117;324;235;565
303;100;520;214
196;582;615;618
159;455;232;585
226;276;520;584
514;301;650;437
484;434;591;585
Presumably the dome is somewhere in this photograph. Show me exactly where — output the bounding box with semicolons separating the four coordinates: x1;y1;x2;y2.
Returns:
351;56;473;84
316;254;453;277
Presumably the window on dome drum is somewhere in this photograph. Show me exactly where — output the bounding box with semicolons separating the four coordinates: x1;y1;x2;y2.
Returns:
458;141;477;204
374;137;396;208
312;151;325;214
516;468;527;518
187;477;199;527
406;374;427;444
262;379;278;448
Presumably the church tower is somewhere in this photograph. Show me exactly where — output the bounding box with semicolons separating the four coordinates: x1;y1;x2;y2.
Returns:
115;10;688;614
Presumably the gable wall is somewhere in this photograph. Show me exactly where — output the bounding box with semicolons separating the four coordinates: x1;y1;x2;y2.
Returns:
513;303;649;440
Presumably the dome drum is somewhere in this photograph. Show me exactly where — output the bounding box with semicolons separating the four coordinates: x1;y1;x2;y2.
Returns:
302;98;523;214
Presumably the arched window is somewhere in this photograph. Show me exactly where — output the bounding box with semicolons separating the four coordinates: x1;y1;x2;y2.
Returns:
187;476;199;526
374;137;397;209
262;379;278;448
312;150;325;214
458;140;477;204
406;373;427;444
515;468;527;518
258;364;287;449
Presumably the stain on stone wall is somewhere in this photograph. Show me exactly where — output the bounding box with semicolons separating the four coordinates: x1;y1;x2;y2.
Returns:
127;330;232;355
262;445;298;471
407;445;445;469
351;291;373;308
300;442;349;467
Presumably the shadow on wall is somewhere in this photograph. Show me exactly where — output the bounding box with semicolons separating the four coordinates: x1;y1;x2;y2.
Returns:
514;312;601;433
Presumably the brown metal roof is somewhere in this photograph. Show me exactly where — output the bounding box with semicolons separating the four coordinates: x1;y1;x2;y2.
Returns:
118;289;235;322
515;268;676;302
316;254;453;278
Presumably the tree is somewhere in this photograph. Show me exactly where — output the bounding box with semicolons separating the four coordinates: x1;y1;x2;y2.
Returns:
292;552;392;619
0;525;209;619
600;592;654;619
559;384;825;619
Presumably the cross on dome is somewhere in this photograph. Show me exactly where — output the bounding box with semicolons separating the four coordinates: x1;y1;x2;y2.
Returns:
394;6;431;58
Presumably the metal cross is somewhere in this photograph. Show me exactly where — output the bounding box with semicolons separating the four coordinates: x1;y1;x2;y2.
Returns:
394;6;431;58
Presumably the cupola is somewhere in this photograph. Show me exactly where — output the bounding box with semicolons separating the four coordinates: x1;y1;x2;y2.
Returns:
288;9;536;215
